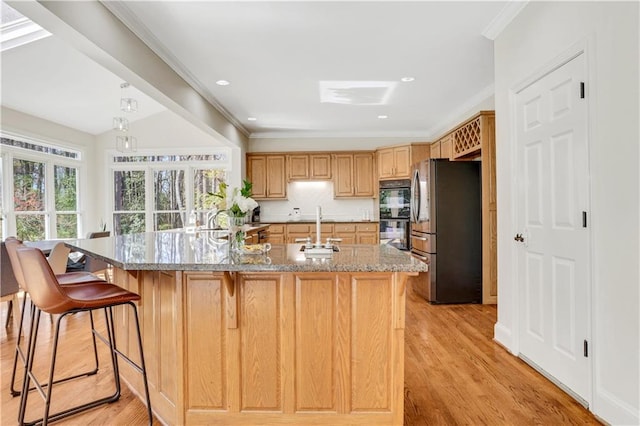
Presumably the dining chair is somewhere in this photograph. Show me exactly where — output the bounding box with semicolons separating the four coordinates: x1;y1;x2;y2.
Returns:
4;237;107;398
16;246;152;425
1;242;21;328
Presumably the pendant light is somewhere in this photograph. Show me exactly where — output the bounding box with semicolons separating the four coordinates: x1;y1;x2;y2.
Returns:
114;82;138;153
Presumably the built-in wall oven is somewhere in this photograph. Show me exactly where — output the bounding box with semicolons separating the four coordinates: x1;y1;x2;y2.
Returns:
379;179;411;250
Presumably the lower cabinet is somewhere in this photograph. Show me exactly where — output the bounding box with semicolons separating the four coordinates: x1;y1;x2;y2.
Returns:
182;271;405;424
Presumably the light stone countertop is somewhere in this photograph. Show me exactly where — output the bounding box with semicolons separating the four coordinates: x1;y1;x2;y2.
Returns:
64;230;427;273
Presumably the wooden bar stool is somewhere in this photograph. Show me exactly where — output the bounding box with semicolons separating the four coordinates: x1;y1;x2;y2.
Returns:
16;246;152;426
4;237;107;398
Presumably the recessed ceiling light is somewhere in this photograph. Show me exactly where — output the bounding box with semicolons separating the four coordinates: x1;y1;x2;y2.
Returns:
247;117;257;121
378;115;388;119
400;77;415;82
216;80;230;86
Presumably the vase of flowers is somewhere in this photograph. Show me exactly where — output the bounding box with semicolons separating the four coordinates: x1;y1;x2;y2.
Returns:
209;180;258;252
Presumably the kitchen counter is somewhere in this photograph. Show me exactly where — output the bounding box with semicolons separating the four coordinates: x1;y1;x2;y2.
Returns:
68;230;418;425
65;230;424;273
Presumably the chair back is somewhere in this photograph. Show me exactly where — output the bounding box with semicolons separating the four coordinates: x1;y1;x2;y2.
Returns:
1;241;20;297
47;243;71;275
5;237;27;291
16;247;72;314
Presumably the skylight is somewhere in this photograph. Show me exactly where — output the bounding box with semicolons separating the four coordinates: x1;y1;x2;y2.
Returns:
1;1;51;52
319;80;397;105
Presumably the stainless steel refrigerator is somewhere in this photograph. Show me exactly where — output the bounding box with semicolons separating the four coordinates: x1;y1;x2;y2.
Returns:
410;159;482;303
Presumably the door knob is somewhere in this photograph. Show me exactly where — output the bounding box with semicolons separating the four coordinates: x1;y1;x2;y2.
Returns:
514;233;524;243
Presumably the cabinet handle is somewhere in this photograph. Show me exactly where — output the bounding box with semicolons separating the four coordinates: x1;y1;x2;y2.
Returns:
411;252;428;261
412;236;428;241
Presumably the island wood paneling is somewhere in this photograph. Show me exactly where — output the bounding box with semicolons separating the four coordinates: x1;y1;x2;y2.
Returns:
111;268;408;425
295;274;336;411
351;274;392;411
184;273;227;410
239;274;283;411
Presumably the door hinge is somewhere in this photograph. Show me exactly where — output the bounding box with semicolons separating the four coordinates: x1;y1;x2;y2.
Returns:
580;82;585;99
582;211;587;228
583;339;589;357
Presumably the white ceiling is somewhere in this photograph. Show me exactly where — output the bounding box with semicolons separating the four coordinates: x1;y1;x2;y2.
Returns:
1;1;510;140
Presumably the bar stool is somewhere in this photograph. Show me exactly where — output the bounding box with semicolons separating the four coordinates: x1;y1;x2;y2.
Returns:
4;237;107;397
16;246;152;426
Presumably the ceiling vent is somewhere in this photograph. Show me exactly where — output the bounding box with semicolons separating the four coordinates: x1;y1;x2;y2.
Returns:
319;80;397;105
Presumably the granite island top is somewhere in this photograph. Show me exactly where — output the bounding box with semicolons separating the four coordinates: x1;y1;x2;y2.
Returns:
65;230;427;273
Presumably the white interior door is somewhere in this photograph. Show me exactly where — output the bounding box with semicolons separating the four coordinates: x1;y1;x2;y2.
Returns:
515;53;590;402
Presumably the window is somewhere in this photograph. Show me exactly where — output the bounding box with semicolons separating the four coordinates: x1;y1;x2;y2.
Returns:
111;150;229;235
1;135;82;240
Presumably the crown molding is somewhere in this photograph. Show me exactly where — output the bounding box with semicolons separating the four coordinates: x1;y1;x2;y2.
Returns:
1;17;51;52
100;1;250;137
249;129;433;140
481;0;529;41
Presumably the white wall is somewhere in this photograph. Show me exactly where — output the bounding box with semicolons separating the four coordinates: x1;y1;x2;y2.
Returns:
0;106;101;234
94;109;242;230
494;2;639;424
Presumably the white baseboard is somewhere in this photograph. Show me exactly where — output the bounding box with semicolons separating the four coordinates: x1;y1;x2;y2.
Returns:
593;386;639;426
493;321;516;354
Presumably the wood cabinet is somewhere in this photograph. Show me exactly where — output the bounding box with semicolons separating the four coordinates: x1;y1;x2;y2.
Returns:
264;222;379;245
430;141;441;159
333;152;375;198
333;223;356;244
247;154;287;200
430;135;452;160
287;154;332;181
355;223;379;244
286;223;335;243
377;143;430;180
440;134;452;159
267;224;285;244
115;267;409;425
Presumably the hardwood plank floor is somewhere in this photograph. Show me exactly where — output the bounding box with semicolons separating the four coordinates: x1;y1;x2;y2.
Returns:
1;286;600;425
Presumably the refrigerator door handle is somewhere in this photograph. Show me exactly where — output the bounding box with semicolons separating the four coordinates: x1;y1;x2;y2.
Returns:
411;169;420;223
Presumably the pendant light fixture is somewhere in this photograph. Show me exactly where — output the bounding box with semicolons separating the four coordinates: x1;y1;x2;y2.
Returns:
114;82;138;152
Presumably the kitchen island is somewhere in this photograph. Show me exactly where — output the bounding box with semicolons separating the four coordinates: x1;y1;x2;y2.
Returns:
66;230;427;425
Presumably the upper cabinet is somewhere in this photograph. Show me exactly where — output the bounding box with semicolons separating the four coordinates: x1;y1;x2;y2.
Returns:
333;152;375;198
377;143;430;180
430;134;452;160
287;153;332;181
247;154;287;200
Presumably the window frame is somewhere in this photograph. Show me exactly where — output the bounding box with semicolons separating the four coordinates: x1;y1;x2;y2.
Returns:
108;148;231;234
1;132;85;240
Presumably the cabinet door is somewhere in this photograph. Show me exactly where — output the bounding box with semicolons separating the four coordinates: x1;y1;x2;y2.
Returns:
266;155;287;198
430;142;441;160
247;155;267;199
288;155;309;180
310;154;332;179
393;146;411;177
377;148;395;179
356;233;378;244
333;154;354;197
353;153;374;197
440;136;452;160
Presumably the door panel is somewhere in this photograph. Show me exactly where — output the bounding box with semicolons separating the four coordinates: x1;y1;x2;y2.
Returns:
516;53;590;401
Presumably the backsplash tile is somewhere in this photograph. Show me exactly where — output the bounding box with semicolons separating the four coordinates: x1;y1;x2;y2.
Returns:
258;181;376;222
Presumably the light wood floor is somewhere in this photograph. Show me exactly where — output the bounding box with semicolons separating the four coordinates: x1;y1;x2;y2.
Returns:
1;285;600;425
